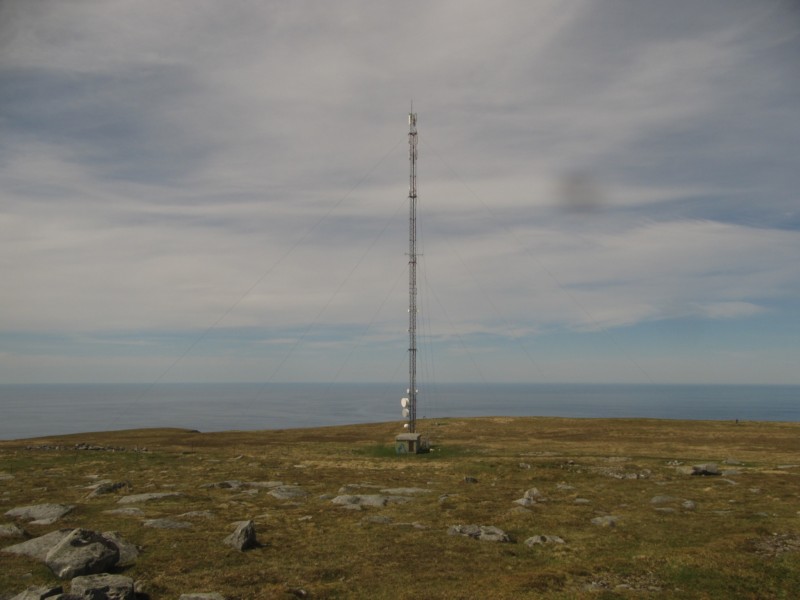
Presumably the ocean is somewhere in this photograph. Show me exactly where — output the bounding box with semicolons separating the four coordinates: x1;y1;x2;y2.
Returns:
0;382;798;440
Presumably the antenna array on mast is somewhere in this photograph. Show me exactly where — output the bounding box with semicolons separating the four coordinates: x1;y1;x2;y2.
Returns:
406;110;418;434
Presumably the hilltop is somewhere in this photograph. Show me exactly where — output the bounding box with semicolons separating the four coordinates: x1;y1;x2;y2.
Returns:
2;417;799;599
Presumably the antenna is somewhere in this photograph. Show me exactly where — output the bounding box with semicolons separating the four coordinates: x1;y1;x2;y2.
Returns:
406;109;418;433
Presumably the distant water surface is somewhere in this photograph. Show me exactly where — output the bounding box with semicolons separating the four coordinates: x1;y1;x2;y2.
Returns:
0;382;798;440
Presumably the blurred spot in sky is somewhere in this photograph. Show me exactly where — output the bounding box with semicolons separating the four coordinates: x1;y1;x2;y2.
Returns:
556;171;606;214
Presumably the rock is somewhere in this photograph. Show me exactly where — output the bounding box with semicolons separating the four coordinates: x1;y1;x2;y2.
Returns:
448;524;512;543
573;498;591;505
117;492;180;504
654;508;676;514
86;482;128;498
103;508;144;517
379;487;430;495
178;594;226;600
361;516;393;525
724;458;742;465
267;486;307;500
0;523;28;539
44;529;120;579
331;495;410;508
463;476;478;484
524;535;565;546
691;464;721;476
69;574;134;599
9;585;63;600
523;487;544;500
518;462;531;469
177;510;215;519
681;500;697;511
200;480;243;490
2;530;73;561
4;504;75;526
100;532;138;567
650;495;678;505
337;484;381;494
143;518;191;529
591;515;620;528
556;482;575;491
224;520;258;551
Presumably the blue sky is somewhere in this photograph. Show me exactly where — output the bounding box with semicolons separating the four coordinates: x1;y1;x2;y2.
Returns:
1;0;799;385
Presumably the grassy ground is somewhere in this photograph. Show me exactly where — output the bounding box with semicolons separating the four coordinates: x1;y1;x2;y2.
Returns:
1;417;799;599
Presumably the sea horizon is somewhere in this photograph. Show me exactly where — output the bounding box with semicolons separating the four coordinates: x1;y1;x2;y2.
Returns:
1;382;799;441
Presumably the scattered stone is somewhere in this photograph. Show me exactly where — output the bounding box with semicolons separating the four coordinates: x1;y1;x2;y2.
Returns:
650;495;678;505
268;486;307;500
331;495;410;508
200;480;243;490
117;492;181;504
9;585;63;600
143;518;191;529
103;508;144;517
2;530;73;561
751;533;800;557
379;487;430;495
86;482;128;499
524;535;565;546
691;464;721;476
69;574;134;599
681;500;697;511
178;594;225;600
44;529;119;579
518;463;531;469
177;511;215;519
523;487;545;500
573;498;591;505
4;504;75;526
337;484;381;494
591;515;620;528
463;476;478;484
776;465;799;470
724;458;742;465
361;515;393;525
224;520;258;551
448;524;512;543
555;482;575;491
245;481;283;489
0;522;28;539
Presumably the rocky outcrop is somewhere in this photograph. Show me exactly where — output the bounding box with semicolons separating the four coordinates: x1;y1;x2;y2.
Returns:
2;530;73;561
692;463;721;476
0;522;28;539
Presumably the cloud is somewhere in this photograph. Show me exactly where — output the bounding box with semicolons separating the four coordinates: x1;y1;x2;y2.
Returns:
1;0;799;383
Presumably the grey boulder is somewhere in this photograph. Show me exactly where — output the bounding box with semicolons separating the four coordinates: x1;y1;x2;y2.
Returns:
4;504;74;526
9;585;63;600
69;574;134;600
224;520;258;551
44;529;120;579
448;524;512;542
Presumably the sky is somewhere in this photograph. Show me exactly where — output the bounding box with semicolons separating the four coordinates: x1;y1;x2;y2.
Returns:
1;0;799;385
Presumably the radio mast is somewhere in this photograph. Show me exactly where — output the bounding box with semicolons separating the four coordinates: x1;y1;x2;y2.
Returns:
407;109;418;434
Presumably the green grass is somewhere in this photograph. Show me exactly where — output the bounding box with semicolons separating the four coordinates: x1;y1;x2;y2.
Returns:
2;417;800;598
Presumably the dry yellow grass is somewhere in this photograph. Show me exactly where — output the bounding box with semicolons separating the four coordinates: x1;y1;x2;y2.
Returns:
1;417;799;599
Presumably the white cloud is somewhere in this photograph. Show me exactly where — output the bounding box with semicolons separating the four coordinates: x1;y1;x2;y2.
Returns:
1;0;799;383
